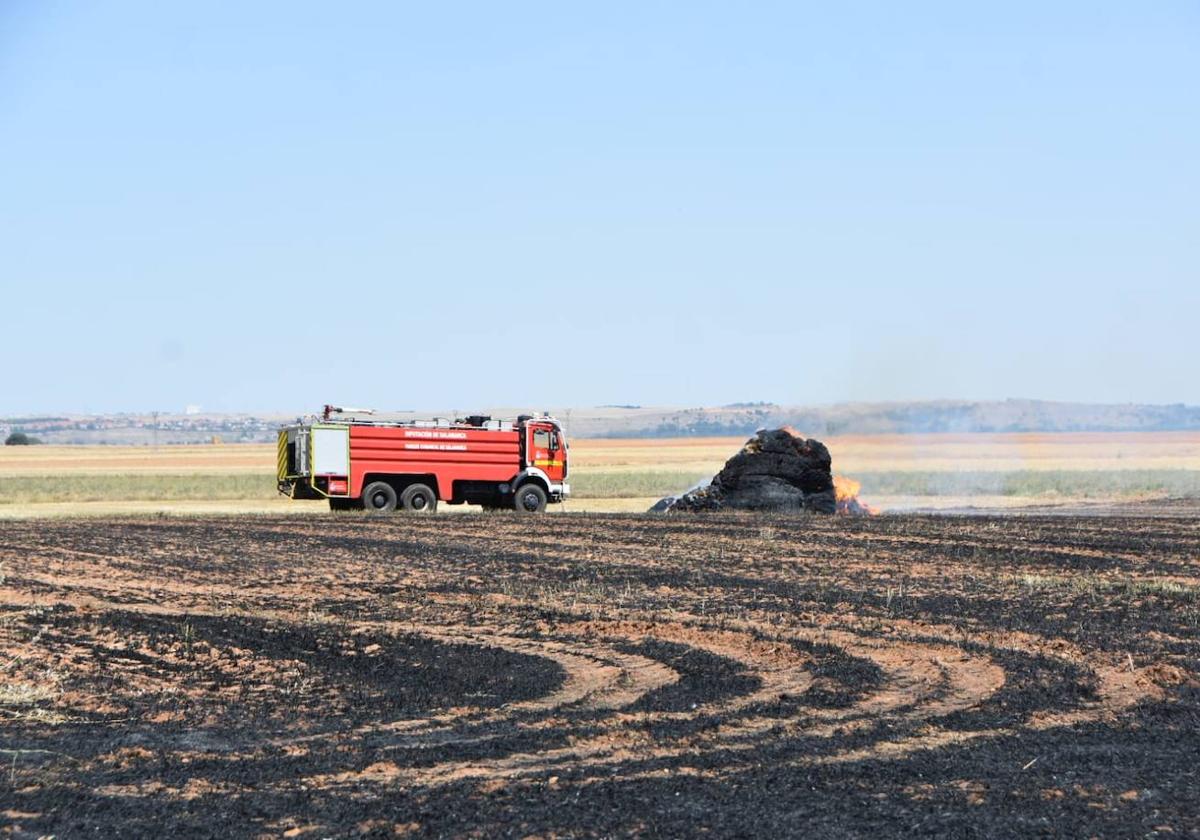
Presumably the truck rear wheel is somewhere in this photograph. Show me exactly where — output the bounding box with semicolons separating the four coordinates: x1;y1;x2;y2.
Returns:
512;483;547;513
400;483;438;514
363;481;398;514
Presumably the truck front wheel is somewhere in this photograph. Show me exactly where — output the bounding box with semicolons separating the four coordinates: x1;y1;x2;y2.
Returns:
513;483;547;513
362;481;398;514
401;483;438;514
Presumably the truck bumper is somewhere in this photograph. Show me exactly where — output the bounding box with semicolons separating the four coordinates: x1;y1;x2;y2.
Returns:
279;478;324;500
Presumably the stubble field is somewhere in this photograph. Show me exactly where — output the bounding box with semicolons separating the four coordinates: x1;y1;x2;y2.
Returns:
2;509;1199;836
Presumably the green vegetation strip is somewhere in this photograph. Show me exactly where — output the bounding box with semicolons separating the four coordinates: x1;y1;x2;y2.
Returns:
0;471;711;504
853;469;1200;498
577;469;1200;499
0;474;279;504
2;469;1199;504
569;471;711;499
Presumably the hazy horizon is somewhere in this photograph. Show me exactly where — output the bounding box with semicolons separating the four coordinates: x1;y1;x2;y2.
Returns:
5;395;1199;422
4;3;1197;415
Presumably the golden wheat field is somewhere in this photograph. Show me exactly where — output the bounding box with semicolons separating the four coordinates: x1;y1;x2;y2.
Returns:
1;431;1199;517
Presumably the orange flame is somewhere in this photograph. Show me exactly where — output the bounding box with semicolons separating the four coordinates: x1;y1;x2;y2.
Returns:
834;474;876;516
833;475;861;503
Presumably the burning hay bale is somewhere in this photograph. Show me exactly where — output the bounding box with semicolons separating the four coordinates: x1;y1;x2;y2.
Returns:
653;427;850;514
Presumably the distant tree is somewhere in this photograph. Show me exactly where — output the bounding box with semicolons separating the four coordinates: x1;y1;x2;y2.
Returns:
4;432;42;445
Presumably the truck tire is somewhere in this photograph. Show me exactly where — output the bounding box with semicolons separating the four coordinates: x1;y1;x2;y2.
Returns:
400;482;438;514
362;481;398;514
512;483;547;513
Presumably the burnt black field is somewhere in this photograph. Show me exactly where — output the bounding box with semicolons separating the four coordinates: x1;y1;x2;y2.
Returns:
2;512;1198;837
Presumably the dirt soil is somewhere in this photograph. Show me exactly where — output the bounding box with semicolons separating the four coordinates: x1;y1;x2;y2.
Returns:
2;511;1199;838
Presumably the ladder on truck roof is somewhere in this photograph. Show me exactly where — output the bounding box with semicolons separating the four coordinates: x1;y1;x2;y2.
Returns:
318;405;520;432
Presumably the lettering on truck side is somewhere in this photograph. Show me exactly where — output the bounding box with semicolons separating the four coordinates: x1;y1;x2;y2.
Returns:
403;444;469;451
403;431;469;439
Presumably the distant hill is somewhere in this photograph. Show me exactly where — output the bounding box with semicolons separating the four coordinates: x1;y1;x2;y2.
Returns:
566;399;1200;438
5;399;1200;444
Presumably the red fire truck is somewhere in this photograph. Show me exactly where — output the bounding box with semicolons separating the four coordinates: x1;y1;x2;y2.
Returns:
277;406;570;514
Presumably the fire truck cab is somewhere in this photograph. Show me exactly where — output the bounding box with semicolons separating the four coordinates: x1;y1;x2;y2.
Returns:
277;406;569;514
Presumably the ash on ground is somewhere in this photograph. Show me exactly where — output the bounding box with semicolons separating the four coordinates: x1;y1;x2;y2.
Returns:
651;428;838;514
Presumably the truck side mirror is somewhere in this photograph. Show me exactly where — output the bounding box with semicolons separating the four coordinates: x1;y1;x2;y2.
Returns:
549;434;559;452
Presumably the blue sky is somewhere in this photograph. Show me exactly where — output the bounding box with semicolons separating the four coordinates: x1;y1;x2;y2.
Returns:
2;2;1197;414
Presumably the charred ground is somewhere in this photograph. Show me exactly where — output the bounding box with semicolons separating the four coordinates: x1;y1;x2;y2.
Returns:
2;511;1199;837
